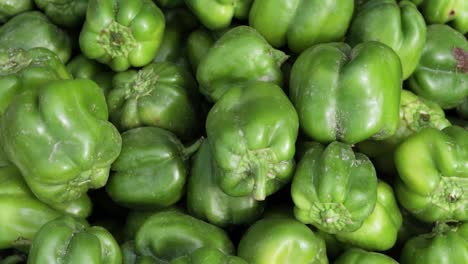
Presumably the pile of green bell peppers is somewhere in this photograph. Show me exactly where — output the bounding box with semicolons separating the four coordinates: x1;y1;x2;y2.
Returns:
0;0;467;263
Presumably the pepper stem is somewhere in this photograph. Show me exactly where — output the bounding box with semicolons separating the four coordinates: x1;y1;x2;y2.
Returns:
182;137;204;159
253;163;268;201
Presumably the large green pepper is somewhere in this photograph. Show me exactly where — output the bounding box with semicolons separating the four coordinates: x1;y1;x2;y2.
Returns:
335;248;398;264
238;217;328;264
66;54;113;96
0;0;33;24
291;142;378;234
395;125;468;222
206;82;298;201
400;222;468;264
197;26;287;102
186;27;229;73
130;211;235;263
106;127;200;209
357;89;451;175
171;247;247;264
0;155;61;250
107;62;200;140
79;0;165;71
0;11;71;63
28;216;122;264
153;8;198;68
347;0;426;79
34;0;88;27
0;79;122;215
0;48;71;115
408;24;468;109
249;0;354;53
418;0;468;34
187;141;264;227
335;180;402;251
289;41;402;144
184;0;252;29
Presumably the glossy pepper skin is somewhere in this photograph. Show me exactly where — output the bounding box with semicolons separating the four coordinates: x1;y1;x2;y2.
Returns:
400;222;468;264
395;125;468;222
184;0;252;30
206;82;299;201
335;180;402;251
418;0;468;34
171;247;247;264
408;24;468;109
28;216;122;264
291;142;378;234
106;127;200;209
290;41;402;144
335;248;398;264
0;48;71;115
0;11;71;63
186;27;228;73
79;0;165;72
0;0;33;23
107;62;200;140
153;9;198;68
66;54;113;96
249;0;354;53
197;26;287;102
0;79;122;215
130;211;235;263
238;217;328;264
34;0;88;27
0;154;61;250
357;89;451;175
187;141;264;227
348;0;426;79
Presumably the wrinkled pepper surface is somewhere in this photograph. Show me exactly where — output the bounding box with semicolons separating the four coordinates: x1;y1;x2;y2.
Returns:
291;142;378;233
206;81;298;201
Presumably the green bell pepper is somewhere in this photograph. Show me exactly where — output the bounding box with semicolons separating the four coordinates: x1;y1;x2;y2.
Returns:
66;54;113;96
79;0;165;72
206;81;299;201
291;142;378;234
289;41;402;144
0;0;33;24
0;11;72;63
0;154;61;250
348;0;426;79
186;27;229;73
0;47;71;115
28;215;122;264
249;0;354;53
418;0;468;34
107;62;200;140
357;89;451;175
171;247;247;264
408;24;468;109
335;180;402;251
106;127;200;209
238;217;328;264
400;222;468;264
395;125;468;222
153;8;198;69
34;0;88;27
197;26;287;102
335;248;398;264
184;0;252;29
0;79;122;215
130;211;235;263
187;141;264;227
